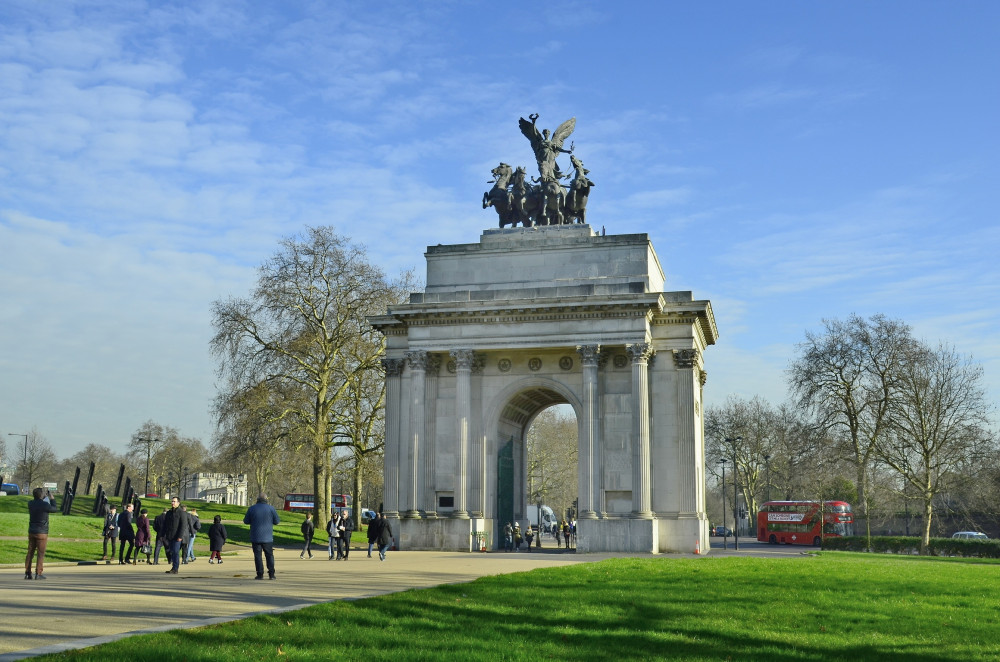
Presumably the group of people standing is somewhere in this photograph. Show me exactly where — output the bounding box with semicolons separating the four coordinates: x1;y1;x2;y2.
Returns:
26;488;398;581
101;503;154;565
298;509;395;562
503;519;576;551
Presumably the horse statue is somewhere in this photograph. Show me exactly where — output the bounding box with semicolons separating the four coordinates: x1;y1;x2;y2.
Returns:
536;176;566;225
482;163;518;227
563;154;594;224
510;166;539;227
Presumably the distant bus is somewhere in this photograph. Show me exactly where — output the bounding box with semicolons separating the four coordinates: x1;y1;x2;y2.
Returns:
283;493;352;513
757;500;854;546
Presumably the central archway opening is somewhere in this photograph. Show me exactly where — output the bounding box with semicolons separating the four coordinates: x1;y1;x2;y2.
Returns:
495;385;578;551
525;404;578;546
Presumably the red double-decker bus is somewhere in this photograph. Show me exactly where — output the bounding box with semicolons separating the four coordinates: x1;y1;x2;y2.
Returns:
757;500;854;546
283;493;352;513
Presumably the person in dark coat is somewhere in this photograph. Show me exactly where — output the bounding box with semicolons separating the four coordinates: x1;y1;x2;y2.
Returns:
135;508;152;564
208;515;227;564
25;487;59;580
179;505;195;563
366;512;380;558
162;497;188;574
300;512;315;559
333;509;354;560
118;503;136;565
373;513;394;561
102;505;119;562
152;507;168;565
243;493;281;579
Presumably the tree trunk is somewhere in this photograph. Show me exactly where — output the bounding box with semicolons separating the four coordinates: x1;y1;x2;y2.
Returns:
920;496;934;555
353;461;363;527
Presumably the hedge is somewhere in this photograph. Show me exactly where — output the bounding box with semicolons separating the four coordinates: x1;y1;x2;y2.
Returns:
822;535;1000;558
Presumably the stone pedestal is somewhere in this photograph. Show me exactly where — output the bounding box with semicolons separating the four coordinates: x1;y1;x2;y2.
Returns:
371;225;717;554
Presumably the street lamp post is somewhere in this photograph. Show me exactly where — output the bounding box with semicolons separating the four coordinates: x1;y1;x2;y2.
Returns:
720;458;727;551
8;433;28;492
725;437;743;551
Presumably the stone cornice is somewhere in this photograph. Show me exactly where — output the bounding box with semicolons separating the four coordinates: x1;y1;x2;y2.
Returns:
373;294;717;346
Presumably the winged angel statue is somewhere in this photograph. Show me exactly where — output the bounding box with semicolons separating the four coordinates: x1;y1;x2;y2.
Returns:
483;114;595;227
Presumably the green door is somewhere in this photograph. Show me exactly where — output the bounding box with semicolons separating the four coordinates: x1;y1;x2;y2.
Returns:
496;437;514;550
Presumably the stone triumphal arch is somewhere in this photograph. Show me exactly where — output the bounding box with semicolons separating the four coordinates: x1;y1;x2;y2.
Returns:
371;224;718;553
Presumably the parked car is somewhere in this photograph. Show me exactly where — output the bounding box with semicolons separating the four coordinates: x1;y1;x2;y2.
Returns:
952;531;989;540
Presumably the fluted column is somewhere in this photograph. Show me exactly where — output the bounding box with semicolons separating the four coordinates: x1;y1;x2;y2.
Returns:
627;343;654;518
422;355;441;519
404;350;429;518
673;349;700;515
450;349;475;519
381;358;405;518
576;344;601;519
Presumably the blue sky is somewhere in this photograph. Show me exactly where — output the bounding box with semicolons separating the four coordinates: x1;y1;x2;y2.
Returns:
1;1;997;458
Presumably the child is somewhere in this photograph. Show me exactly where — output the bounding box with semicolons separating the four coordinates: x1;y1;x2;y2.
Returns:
208;515;227;564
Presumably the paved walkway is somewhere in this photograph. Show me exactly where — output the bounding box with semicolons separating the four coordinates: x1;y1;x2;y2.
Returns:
0;541;805;660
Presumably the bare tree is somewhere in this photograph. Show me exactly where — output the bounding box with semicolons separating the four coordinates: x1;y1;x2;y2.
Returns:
877;343;993;552
64;443;123;495
13;427;57;490
329;332;391;526
126;420;167;496
788;314;917;540
159;436;208;499
212;380;300;495
211;226;409;520
705;395;782;528
525;406;578;518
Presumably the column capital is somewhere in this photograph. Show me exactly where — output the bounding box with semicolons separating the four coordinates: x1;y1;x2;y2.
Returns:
381;357;405;376
575;344;602;367
449;348;483;372
672;348;700;369
405;350;432;371
626;342;654;364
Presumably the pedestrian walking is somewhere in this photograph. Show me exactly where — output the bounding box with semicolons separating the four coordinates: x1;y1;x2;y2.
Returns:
118;503;136;565
367;512;380;557
152;507;168;565
243;493;280;580
525;525;534;552
102;505;119;562
208;515;227;564
300;512;315;559
371;512;394;561
135;508;152;564
336;509;354;560
163;497;188;575
186;507;201;562
25;487;59;580
326;510;340;561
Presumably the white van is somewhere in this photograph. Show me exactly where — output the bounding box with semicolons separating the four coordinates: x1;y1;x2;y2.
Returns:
951;531;989;540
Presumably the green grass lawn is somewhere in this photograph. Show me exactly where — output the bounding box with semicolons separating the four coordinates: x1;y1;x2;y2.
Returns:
28;553;1000;661
1;493;350;563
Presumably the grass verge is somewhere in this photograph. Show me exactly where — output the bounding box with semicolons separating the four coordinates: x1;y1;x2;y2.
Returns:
32;553;1000;662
